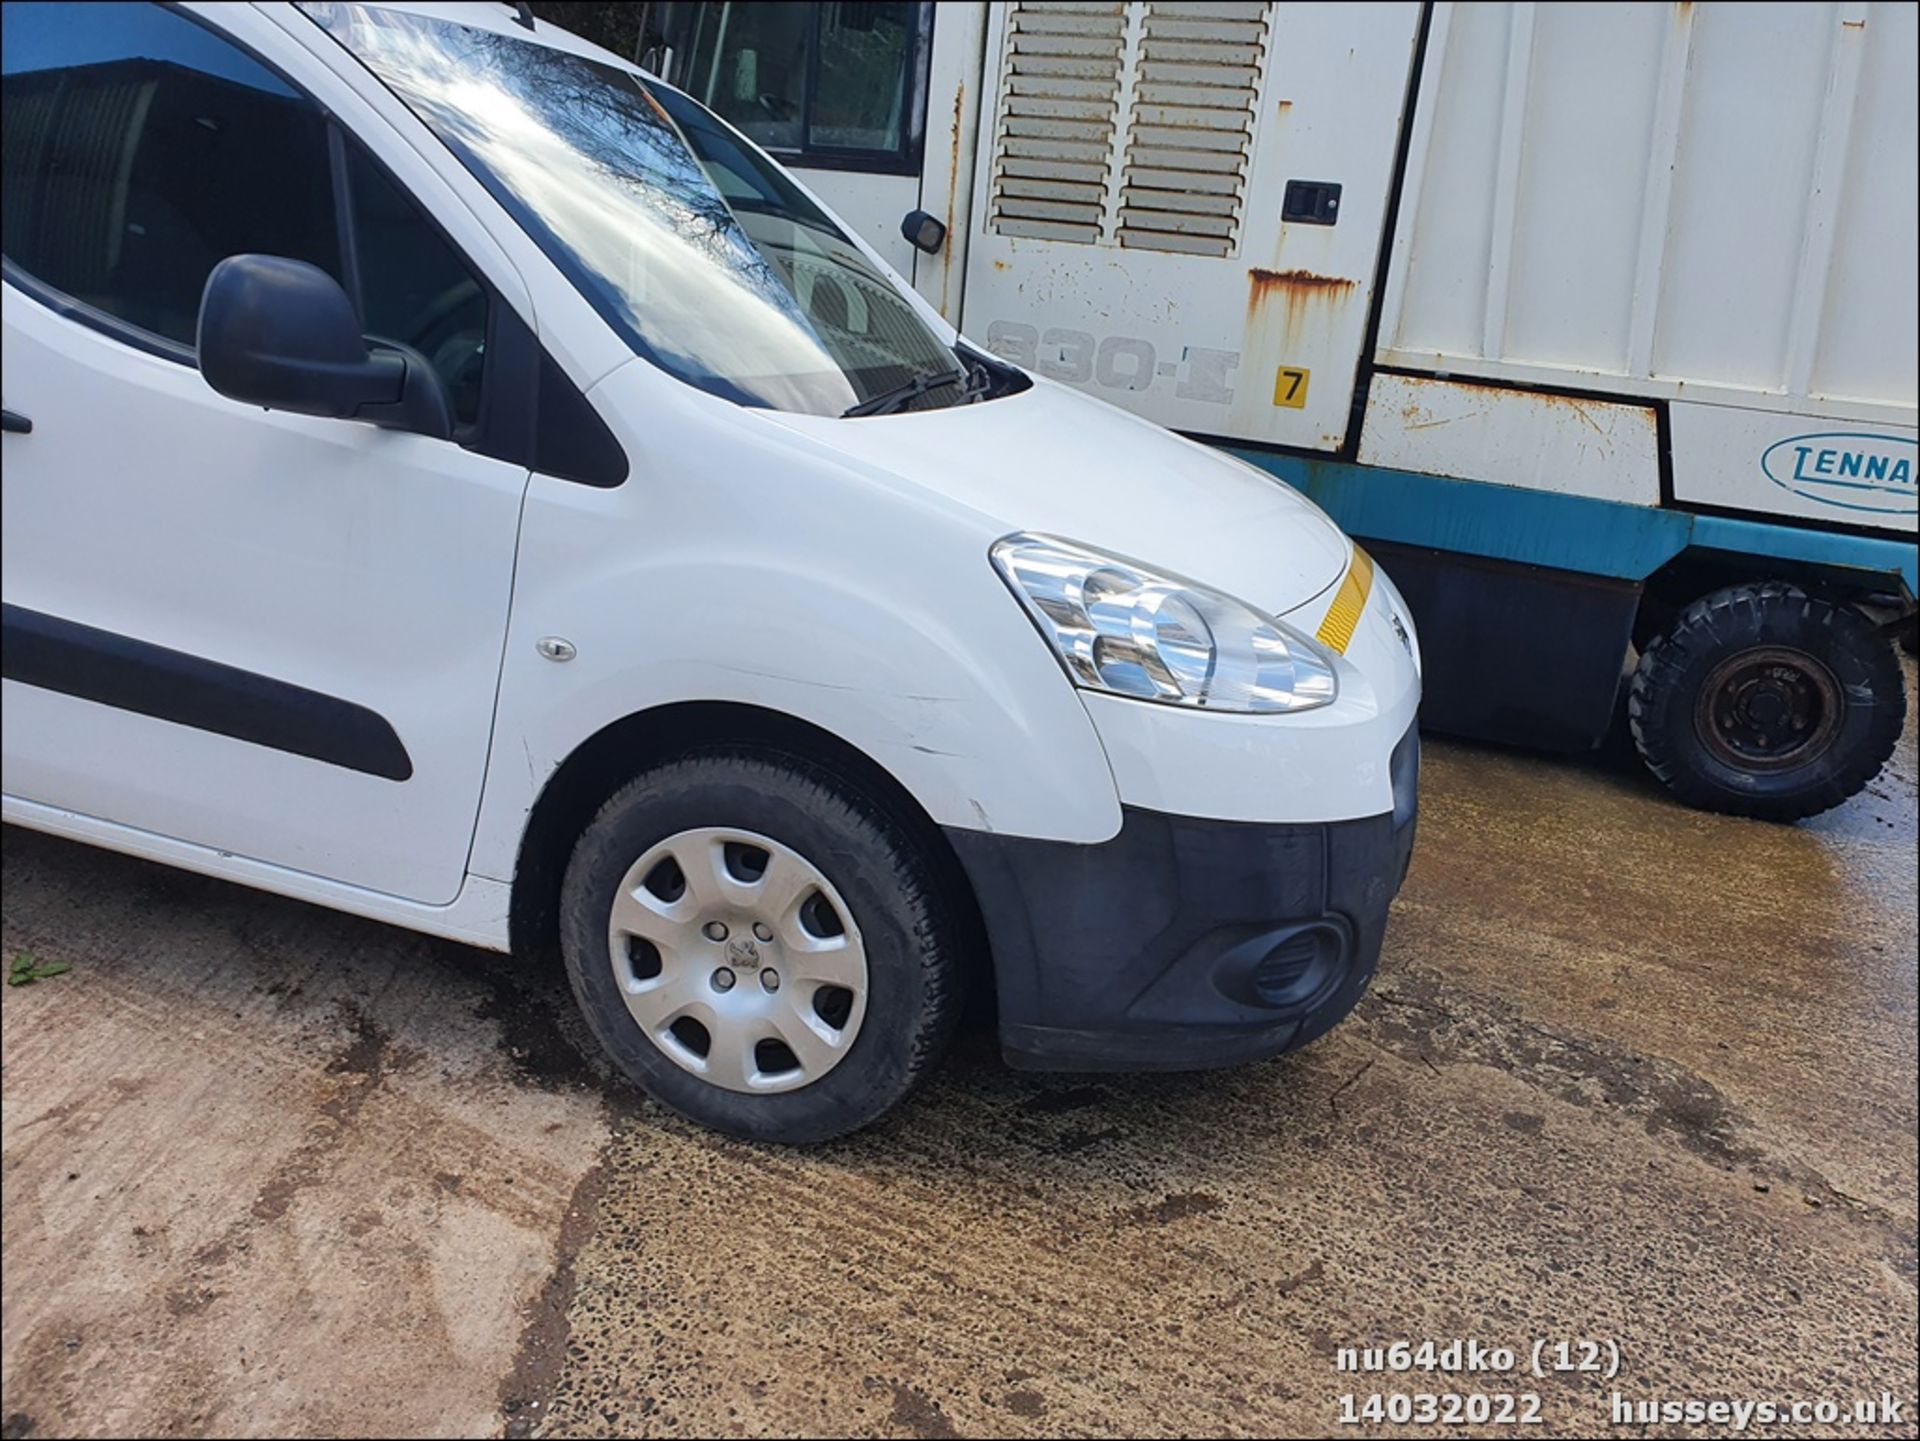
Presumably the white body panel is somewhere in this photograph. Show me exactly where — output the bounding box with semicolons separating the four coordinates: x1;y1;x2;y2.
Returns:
1668;404;1918;526
1359;374;1660;505
1369;0;1917;531
759;377;1352;618
1;0;1418;950
907;1;989;321
463;360;1130;878
1379;0;1917;422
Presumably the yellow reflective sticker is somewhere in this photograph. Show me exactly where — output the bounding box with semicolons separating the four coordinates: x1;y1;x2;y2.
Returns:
1273;366;1310;408
1315;545;1374;654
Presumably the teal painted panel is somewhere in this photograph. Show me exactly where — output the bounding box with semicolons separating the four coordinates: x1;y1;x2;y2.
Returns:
1230;451;1690;579
1687;513;1918;596
1229;449;1919;595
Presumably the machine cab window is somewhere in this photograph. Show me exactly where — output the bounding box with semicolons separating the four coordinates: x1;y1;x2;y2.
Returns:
657;1;931;175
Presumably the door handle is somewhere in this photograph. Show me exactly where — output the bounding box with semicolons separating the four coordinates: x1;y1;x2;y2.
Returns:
1;410;30;435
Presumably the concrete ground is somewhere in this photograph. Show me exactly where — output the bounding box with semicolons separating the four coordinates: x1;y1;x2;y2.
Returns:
3;667;1914;1439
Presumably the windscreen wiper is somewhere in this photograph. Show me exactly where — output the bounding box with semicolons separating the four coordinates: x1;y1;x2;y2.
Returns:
842;368;968;418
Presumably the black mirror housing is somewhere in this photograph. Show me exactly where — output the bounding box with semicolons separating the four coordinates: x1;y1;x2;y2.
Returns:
901;209;947;255
197;254;451;440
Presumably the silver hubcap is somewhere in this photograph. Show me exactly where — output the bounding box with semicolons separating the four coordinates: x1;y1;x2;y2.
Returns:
605;827;868;1094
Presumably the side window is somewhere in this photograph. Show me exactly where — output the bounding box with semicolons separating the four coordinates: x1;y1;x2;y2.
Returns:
1;1;337;347
1;2;489;427
344;146;489;428
679;2;926;172
689;3;809;152
809;3;913;153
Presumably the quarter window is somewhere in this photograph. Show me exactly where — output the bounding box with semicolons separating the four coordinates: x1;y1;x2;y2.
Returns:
343;146;489;427
1;0;489;426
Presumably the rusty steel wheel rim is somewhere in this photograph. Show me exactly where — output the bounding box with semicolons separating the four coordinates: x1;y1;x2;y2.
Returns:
1693;645;1844;773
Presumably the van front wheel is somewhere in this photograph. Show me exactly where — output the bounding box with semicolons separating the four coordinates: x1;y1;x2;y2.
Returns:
1629;583;1905;822
558;750;963;1143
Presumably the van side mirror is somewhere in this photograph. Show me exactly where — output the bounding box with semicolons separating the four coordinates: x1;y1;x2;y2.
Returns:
197;254;452;441
900;209;947;255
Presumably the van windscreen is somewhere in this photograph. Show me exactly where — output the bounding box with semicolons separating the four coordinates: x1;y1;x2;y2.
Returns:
302;3;968;418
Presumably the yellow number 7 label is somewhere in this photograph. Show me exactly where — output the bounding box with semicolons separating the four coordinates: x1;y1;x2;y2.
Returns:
1273;366;1310;408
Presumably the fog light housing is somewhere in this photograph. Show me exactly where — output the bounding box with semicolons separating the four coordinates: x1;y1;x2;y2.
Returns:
1205;919;1351;1019
1251;925;1346;1012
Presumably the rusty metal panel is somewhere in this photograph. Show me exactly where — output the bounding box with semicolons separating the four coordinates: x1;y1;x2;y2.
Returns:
1359;374;1661;505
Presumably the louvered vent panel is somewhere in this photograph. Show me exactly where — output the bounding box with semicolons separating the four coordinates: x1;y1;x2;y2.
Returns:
986;2;1127;244
1118;1;1269;257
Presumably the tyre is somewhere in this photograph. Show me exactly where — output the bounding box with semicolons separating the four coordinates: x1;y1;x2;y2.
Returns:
558;748;964;1143
1629;583;1906;822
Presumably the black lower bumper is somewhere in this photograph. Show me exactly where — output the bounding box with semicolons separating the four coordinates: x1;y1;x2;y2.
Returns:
946;730;1419;1072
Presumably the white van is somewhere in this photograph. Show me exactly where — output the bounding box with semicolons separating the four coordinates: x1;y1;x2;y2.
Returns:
0;2;1420;1141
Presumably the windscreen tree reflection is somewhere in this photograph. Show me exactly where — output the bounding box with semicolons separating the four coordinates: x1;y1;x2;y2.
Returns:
305;4;962;415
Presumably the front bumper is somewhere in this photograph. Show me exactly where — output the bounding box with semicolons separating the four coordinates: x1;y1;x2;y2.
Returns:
946;726;1419;1071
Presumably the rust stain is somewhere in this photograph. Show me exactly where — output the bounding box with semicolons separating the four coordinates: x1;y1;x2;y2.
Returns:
1248;268;1356;294
940;80;965;314
634;82;673;125
1564;399;1608;436
1246;267;1357;343
1418;376;1519;400
949;82;964;199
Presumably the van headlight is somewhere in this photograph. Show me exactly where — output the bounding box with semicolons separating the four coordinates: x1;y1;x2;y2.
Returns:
990;533;1338;713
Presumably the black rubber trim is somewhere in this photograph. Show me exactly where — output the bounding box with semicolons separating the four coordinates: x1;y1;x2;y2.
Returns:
945;765;1418;1072
534;349;628;487
0;604;412;781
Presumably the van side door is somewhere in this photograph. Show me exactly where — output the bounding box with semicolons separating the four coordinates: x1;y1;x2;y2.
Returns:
0;1;530;905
